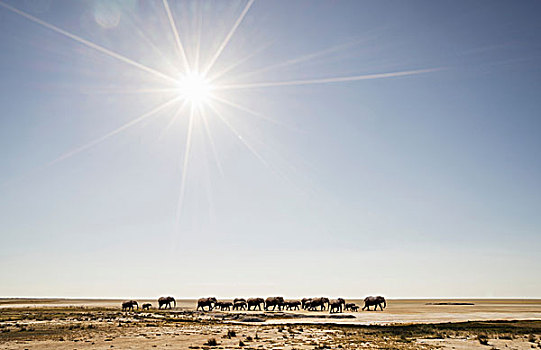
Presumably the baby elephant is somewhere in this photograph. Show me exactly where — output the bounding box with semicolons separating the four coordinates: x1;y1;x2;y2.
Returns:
344;303;356;311
142;303;152;310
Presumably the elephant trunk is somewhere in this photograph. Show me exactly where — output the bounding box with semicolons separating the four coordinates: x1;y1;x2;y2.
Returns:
173;298;176;307
383;300;386;308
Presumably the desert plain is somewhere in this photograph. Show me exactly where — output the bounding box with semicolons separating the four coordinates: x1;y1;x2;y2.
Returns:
1;298;540;349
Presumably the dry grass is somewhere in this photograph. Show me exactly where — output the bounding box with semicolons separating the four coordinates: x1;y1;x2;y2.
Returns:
0;307;540;349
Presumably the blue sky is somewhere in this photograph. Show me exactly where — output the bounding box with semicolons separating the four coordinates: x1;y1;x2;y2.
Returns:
1;0;540;298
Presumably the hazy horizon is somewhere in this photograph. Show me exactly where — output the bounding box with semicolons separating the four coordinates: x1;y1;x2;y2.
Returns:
1;0;540;299
2;296;541;300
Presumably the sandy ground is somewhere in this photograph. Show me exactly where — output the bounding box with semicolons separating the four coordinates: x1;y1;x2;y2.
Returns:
2;299;540;324
0;299;540;349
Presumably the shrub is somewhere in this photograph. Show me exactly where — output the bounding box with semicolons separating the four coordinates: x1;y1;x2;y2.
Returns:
205;338;218;346
477;334;489;345
227;330;236;338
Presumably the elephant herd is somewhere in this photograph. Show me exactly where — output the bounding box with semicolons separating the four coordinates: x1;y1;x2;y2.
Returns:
121;296;176;311
122;295;386;313
196;296;387;313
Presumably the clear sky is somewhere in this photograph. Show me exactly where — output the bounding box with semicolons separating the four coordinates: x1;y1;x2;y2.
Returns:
1;0;540;299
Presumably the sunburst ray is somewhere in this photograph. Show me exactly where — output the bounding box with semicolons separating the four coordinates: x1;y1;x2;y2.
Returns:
217;68;442;90
79;88;180;95
49;96;181;165
233;37;372;81
207;103;270;169
210;95;294;129
176;104;196;223
200;108;224;177
208;41;274;82
202;0;255;76
0;1;178;84
162;0;191;72
158;99;190;141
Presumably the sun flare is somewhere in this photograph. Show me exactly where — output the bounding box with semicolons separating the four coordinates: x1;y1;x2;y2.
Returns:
176;72;214;106
0;0;440;229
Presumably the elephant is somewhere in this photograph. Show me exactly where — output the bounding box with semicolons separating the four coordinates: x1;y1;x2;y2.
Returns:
350;305;359;312
307;297;329;311
122;300;138;311
284;300;301;310
247;297;264;311
142;303;152;310
362;296;386;311
216;301;233;311
197;297;217;311
158;296;176;309
233;300;247;310
329;298;346;313
301;298;312;310
344;303;356;311
265;296;285;311
234;298;246;304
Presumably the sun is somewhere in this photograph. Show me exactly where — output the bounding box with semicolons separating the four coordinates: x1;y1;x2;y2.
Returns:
176;72;214;106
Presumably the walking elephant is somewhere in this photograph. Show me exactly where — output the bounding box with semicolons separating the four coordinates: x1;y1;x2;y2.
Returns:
301;298;312;310
307;297;329;311
142;303;152;310
158;296;176;309
362;296;386;311
344;303;357;311
247;297;264;311
265;296;285;311
197;297;217;311
284;300;301;310
329;298;346;313
122;300;138;311
233;300;247;310
216;301;233;311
